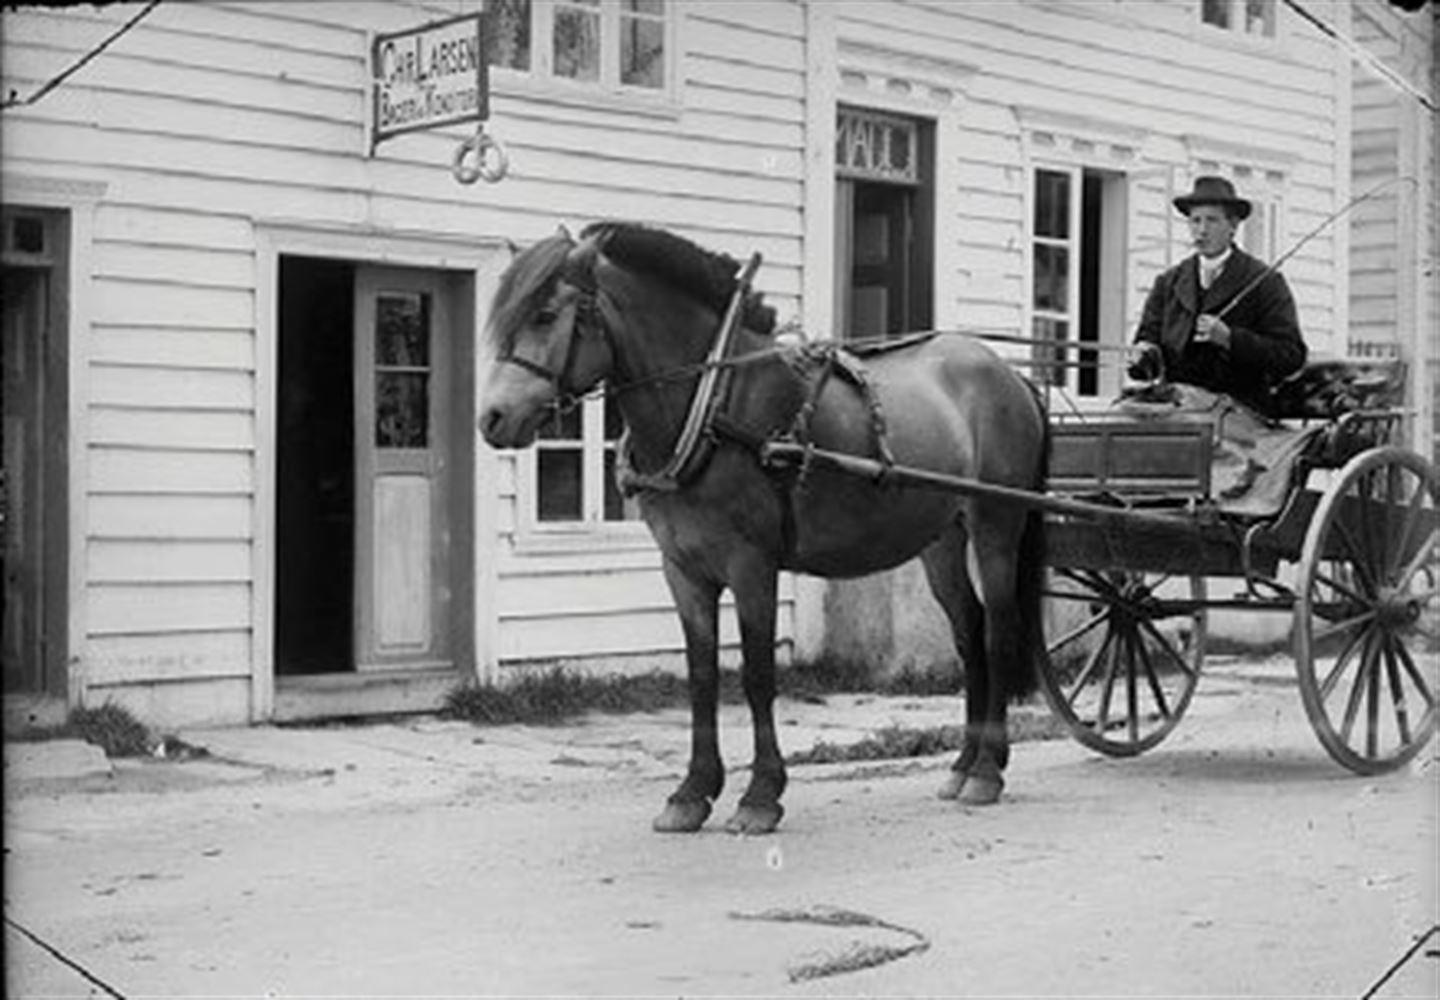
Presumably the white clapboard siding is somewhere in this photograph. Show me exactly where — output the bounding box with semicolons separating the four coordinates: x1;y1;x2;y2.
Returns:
89;408;254;452
89;495;252;541
88;327;255;372
87;630;253;685
89;582;252;636
89;539;252;585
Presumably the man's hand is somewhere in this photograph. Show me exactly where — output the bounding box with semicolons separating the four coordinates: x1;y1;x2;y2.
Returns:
1126;342;1163;383
1194;314;1231;349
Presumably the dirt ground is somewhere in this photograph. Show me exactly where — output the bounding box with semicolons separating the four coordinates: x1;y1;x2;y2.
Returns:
5;657;1437;998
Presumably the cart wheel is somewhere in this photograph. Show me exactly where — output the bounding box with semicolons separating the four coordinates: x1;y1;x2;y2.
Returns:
1295;447;1439;774
1039;569;1206;756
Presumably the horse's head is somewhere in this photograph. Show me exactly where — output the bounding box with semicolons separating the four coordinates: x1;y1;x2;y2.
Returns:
479;229;613;448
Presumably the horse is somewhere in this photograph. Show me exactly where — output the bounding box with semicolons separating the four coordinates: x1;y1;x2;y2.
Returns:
479;222;1049;835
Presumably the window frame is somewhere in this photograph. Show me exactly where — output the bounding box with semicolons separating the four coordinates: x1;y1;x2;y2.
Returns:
1026;162;1084;395
518;392;647;547
1199;0;1278;41
485;0;681;114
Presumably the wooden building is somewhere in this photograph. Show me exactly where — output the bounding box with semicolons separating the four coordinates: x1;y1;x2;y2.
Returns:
2;0;1433;728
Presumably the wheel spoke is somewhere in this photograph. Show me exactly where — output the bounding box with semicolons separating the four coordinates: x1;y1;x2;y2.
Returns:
1338;632;1378;746
1136;615;1196;678
1135;628;1172;720
1332;516;1379;595
1365;634;1382;758
1382;638;1413;746
1310;563;1371;608
1319;621;1370;701
1388;479;1430;582
1065;624;1114;710
1096;634;1122;733
1393;641;1437;712
1312;607;1378;646
1393;541;1439;595
1045;603;1110;654
1125;630;1140;744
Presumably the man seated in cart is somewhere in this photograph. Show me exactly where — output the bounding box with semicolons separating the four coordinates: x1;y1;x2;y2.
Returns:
1126;175;1307;416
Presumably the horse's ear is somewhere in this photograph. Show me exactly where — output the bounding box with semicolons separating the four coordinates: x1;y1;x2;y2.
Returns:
563;235;600;292
556;223;573;241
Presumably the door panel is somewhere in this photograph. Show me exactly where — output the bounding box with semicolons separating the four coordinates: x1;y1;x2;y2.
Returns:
2;268;44;691
354;267;452;671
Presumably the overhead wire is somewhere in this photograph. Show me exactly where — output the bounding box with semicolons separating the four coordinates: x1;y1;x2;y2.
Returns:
1;0;163;111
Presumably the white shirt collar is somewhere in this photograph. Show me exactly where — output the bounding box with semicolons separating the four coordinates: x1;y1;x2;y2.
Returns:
1198;246;1233;274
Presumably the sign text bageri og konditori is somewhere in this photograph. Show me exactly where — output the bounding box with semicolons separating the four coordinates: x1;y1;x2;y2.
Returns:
371;13;488;151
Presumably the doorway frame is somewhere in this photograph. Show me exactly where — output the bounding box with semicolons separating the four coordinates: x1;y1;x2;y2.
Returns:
254;224;509;721
0;174;103;720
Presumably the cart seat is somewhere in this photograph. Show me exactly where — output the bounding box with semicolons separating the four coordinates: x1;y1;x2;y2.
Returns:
1266;355;1406;421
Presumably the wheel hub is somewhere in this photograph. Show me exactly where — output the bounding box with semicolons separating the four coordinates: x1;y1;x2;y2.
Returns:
1375;586;1421;629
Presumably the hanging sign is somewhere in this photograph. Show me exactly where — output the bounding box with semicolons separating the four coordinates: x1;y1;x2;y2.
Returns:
836;108;918;185
371;13;488;152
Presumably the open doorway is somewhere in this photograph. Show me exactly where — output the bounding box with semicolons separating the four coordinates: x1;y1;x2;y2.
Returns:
276;257;355;675
2;209;69;698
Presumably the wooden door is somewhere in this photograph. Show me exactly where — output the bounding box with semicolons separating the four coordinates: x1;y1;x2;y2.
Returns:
2;268;45;691
354;267;452;672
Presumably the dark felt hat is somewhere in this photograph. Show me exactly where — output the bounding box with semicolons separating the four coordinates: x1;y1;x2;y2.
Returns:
1173;175;1252;220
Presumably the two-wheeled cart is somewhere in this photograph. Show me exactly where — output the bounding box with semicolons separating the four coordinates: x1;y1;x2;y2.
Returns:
763;358;1438;774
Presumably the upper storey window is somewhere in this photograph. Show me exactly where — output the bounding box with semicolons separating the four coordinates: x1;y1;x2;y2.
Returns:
1201;0;1276;39
484;0;669;93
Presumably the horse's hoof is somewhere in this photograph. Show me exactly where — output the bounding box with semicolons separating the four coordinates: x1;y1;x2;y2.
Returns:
653;798;712;833
724;802;783;835
956;774;1003;806
936;770;968;800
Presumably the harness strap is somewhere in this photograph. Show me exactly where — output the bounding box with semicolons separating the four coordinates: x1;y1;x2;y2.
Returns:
620;252;763;495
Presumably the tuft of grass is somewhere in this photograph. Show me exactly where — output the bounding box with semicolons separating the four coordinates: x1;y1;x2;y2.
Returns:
442;659;965;730
442;667;697;725
787;712;1069;766
7;701;157;757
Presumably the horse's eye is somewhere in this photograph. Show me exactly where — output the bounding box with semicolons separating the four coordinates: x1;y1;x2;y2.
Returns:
534;308;558;326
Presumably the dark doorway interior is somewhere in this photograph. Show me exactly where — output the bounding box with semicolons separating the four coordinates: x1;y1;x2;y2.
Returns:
276;256;355;675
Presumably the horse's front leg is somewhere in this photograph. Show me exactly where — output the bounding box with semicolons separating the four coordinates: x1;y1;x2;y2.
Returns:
725;567;786;835
653;559;724;833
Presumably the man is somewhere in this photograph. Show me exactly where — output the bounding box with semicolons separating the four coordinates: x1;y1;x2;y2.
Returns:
1129;176;1306;415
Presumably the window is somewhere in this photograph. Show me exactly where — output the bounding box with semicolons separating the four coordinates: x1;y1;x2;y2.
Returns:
531;394;641;531
1028;165;1129;398
1201;0;1275;38
484;0;669;93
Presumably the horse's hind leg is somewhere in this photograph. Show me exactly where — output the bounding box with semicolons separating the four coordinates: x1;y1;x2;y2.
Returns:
653;559;725;833
921;524;991;803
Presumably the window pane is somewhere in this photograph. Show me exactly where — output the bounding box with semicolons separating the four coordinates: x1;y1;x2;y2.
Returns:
376;293;429;367
603;396;625;440
1032;244;1069;312
1202;0;1230;28
621;15;664;88
1245;0;1273;36
625;0;664;13
1032;317;1069;388
554;4;600;81
376;373;429;447
538;449;583;521
1034;170;1070;239
604;450;641;521
484;0;531;71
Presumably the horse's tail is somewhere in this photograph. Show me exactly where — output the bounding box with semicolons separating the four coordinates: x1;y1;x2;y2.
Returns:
1008;384;1050;704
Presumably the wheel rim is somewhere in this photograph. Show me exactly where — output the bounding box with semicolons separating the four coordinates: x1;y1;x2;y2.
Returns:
1296;448;1439;774
1040;569;1206;756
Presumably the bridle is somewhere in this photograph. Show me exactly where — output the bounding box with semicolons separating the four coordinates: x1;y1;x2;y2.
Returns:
494;251;612;413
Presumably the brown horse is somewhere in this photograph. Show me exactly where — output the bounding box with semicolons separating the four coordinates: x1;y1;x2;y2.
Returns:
479;223;1048;834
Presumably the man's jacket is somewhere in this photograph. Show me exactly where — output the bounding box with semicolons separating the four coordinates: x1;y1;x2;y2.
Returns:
1134;246;1306;415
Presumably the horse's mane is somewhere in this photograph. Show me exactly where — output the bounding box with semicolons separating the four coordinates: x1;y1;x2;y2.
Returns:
486;224;778;356
582;222;777;334
485;231;573;356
